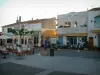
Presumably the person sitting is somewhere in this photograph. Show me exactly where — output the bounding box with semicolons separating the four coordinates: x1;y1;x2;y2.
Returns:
2;46;8;59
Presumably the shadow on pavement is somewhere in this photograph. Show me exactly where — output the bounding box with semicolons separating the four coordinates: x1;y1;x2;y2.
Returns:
46;71;89;75
0;62;46;75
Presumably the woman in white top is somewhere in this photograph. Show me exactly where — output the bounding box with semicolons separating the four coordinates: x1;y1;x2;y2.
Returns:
2;46;8;59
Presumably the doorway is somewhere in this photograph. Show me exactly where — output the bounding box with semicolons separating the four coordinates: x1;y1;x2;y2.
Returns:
67;36;77;45
98;35;100;47
89;37;93;48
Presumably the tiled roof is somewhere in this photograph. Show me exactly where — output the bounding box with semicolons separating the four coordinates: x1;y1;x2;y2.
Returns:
89;7;100;11
2;17;56;27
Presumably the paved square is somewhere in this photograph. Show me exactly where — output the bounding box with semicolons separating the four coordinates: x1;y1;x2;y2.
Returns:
46;71;88;75
0;62;46;75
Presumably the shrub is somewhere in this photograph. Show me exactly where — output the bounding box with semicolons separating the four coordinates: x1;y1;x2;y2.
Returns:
92;46;97;50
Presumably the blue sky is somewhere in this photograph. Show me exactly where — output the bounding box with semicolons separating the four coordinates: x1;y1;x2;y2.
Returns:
0;0;7;6
0;0;100;31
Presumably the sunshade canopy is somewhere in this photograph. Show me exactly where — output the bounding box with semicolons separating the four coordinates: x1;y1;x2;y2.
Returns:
42;30;57;38
0;35;12;39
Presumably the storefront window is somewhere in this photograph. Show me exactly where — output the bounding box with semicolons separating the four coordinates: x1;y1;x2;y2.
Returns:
82;36;87;42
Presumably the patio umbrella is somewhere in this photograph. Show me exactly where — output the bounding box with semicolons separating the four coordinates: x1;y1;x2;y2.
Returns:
4;32;14;37
0;35;12;39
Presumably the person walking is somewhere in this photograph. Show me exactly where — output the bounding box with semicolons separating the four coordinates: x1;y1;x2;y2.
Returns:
44;39;47;50
77;40;81;52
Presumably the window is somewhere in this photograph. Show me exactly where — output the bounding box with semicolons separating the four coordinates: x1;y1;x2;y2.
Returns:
25;39;27;44
21;39;24;44
94;21;96;23
14;39;17;43
7;28;12;33
94;15;100;27
7;39;12;43
82;36;87;42
68;22;71;25
2;29;4;31
74;21;77;27
64;21;71;27
65;22;67;25
0;39;2;45
58;25;63;28
34;36;38;45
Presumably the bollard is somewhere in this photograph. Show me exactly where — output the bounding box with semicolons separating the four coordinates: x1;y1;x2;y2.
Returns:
50;48;54;56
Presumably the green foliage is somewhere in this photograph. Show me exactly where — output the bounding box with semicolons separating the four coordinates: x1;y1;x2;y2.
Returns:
10;29;18;35
92;45;97;50
30;30;34;34
9;28;33;36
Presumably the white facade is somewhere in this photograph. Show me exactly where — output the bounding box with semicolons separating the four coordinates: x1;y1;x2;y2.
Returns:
2;23;42;47
57;12;88;27
24;23;42;31
24;23;42;46
2;26;15;34
57;11;88;46
88;10;100;47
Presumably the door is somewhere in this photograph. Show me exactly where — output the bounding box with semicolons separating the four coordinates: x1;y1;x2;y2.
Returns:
89;37;93;48
58;36;63;46
98;35;100;47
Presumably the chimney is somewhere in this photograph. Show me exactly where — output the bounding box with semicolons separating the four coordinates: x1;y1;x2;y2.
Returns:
19;16;21;22
32;18;33;20
16;17;18;23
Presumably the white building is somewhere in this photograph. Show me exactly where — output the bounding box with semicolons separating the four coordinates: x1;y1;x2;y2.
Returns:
57;11;88;46
2;16;56;47
88;8;100;48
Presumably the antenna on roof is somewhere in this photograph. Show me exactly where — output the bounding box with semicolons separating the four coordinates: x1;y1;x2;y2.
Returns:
19;16;21;22
91;5;93;9
16;17;19;23
87;8;88;11
32;18;33;20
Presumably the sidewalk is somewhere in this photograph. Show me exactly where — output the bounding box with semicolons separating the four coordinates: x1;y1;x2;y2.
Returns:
9;53;100;75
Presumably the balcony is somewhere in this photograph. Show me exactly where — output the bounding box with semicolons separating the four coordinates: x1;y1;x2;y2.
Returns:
56;27;88;35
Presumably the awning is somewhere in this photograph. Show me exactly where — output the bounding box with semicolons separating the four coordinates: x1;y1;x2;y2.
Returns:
91;30;100;33
4;32;14;37
57;33;88;36
42;30;57;38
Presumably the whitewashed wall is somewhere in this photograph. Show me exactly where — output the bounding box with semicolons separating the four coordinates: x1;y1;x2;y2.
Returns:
57;11;88;35
88;10;100;32
2;26;14;34
24;23;42;31
57;11;88;27
88;10;100;47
